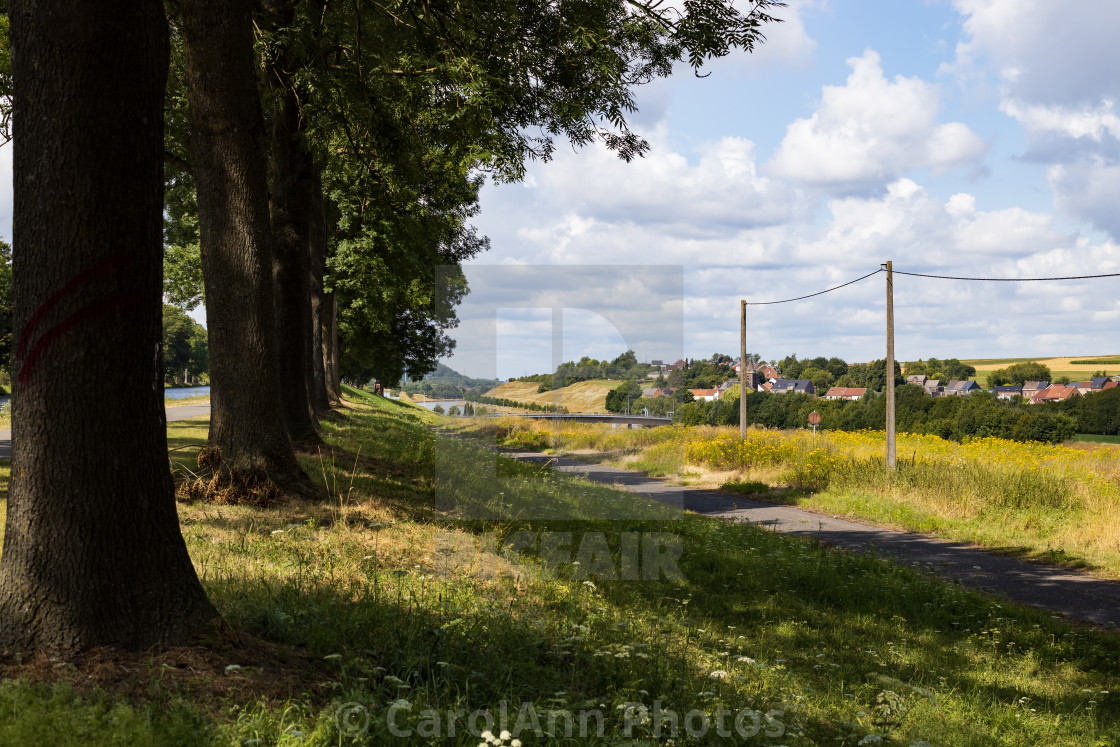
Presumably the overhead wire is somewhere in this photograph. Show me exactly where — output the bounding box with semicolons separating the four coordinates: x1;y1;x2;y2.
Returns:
741;265;1120;305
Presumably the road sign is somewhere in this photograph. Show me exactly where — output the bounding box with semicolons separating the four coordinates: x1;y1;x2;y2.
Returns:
808;411;821;425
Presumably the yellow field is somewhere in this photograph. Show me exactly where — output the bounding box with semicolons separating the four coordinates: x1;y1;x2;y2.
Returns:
963;355;1120;387
485;378;625;412
967;355;1120;372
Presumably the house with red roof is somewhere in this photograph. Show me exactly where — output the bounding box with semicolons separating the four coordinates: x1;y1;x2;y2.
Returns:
1029;385;1081;404
823;386;867;401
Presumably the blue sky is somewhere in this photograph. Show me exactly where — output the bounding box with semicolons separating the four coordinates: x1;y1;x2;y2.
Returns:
455;0;1120;379
3;1;1119;381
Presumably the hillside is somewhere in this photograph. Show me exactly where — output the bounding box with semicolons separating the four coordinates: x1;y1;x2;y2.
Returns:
485;378;624;412
399;362;502;398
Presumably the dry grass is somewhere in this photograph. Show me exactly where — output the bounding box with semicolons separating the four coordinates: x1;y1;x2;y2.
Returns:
485;378;624;412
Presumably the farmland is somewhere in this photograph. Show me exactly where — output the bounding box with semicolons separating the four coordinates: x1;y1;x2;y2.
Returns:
485;379;623;412
964;355;1120;387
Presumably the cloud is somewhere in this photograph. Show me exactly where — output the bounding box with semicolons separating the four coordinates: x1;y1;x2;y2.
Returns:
730;0;819;70
768;50;986;191
465;133;1119;378
1047;157;1120;240
947;0;1120;106
483;126;798;266
1000;98;1120;142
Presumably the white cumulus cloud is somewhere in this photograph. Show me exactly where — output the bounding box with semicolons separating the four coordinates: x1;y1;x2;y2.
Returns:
768;50;986;191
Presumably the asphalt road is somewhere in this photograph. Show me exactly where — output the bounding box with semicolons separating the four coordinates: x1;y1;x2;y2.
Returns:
0;402;211;460
504;449;1120;629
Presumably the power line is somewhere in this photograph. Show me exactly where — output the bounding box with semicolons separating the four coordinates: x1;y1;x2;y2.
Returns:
889;267;1120;282
743;268;882;305
741;264;1120;307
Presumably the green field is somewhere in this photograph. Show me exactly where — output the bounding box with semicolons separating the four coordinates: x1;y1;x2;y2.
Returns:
1073;433;1120;444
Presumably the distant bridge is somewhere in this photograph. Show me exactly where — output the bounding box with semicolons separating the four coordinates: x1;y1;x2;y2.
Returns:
504;412;673;427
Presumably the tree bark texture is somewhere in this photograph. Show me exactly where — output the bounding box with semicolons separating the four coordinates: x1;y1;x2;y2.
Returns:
0;0;216;653
181;0;308;484
308;163;332;412
269;90;319;438
324;292;342;401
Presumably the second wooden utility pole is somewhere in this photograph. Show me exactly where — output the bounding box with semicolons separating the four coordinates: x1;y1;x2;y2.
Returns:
885;261;896;470
740;299;747;439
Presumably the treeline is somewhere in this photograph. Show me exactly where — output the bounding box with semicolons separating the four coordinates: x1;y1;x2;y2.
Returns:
0;0;787;654
605;380;691;415
464;392;567;413
162;305;208;386
675;387;1085;444
399;363;500;399
514;351;654;391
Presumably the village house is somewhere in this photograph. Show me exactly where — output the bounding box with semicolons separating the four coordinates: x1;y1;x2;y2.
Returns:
1022;381;1049;400
1073;377;1118;396
944;380;981;396
732;361;780;382
994;385;1022;401
771;379;816;396
689;388;719;402
924;379;943;397
716;380;749;399
1030;384;1081;404
823;386;867;401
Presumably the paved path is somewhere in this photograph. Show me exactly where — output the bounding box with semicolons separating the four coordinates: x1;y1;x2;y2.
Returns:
0;402;210;460
505;449;1120;629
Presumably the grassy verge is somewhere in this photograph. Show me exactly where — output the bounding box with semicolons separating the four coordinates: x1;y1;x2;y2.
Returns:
0;394;1119;744
453;418;1120;578
166;394;211;407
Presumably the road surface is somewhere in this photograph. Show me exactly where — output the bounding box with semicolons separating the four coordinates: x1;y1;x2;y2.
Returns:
504;448;1120;629
0;402;211;460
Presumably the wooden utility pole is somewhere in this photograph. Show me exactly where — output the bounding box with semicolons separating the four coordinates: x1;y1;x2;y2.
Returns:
740;299;747;439
885;261;896;470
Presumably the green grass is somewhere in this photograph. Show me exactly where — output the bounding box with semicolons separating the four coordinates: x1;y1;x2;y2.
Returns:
1;397;1120;744
719;479;771;496
1073;434;1120;444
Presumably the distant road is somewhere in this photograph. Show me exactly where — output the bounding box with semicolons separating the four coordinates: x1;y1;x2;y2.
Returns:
0;402;211;461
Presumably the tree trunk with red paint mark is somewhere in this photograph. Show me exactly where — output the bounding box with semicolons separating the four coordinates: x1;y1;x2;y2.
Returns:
180;0;313;489
0;0;217;653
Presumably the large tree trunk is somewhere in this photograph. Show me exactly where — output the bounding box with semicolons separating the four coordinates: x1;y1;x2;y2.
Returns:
180;0;311;490
0;0;216;653
324;291;343;401
308;164;332;412
269;91;320;438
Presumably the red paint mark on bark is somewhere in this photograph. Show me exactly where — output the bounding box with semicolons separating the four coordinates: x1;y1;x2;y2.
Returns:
17;253;131;359
18;291;141;386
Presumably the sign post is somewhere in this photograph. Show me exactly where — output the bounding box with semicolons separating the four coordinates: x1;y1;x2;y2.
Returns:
808;410;821;436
